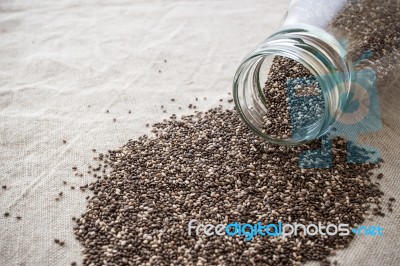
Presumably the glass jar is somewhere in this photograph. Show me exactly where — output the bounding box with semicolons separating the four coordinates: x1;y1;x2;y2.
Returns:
233;0;400;146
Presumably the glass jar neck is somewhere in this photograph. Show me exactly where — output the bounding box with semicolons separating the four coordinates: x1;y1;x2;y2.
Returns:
233;25;352;145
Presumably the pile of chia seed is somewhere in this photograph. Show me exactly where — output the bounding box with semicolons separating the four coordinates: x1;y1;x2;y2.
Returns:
74;107;385;266
71;1;400;264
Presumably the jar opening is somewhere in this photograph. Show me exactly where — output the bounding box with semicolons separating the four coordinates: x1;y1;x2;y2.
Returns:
233;29;350;145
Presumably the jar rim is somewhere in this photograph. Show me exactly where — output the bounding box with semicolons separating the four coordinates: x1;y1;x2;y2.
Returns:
233;26;351;145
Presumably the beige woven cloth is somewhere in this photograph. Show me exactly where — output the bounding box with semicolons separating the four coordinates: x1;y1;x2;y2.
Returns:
0;0;399;265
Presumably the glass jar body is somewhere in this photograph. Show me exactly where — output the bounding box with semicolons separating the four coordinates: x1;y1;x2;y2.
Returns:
233;0;400;145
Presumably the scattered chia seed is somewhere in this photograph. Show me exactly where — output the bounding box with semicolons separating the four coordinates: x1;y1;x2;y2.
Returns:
74;106;383;266
4;212;9;217
2;185;6;190
63;140;67;144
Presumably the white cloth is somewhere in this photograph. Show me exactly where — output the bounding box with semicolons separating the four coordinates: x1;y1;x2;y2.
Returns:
0;1;399;265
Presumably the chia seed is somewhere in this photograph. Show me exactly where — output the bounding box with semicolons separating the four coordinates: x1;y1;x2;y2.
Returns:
74;107;383;265
261;0;400;139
